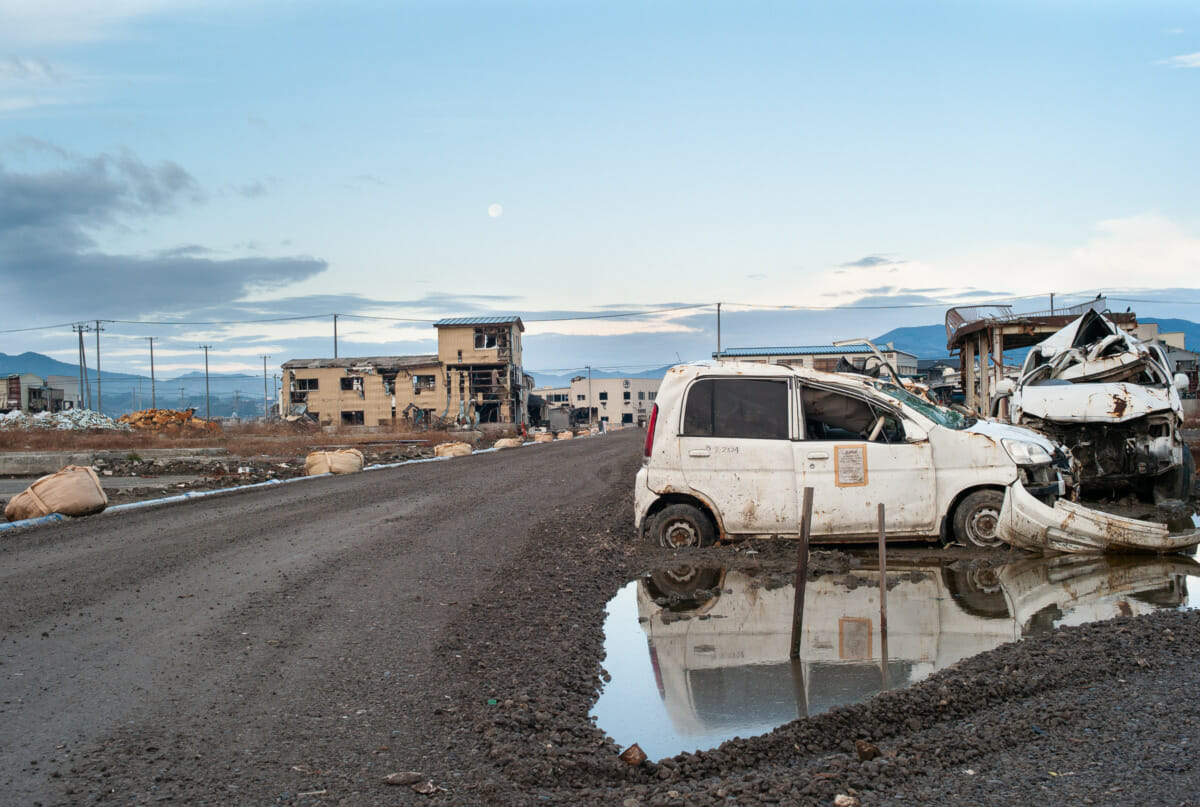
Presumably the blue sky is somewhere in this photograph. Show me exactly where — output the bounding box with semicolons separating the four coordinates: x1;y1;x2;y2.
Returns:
2;0;1199;378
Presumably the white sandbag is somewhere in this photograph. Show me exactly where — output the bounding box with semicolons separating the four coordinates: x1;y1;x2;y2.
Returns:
533;433;555;443
305;448;365;475
4;465;108;522
556;430;574;440
493;438;523;450
434;442;473;458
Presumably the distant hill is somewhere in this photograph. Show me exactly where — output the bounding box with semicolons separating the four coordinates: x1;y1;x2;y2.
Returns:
872;325;950;358
1141;318;1200;352
0;351;140;380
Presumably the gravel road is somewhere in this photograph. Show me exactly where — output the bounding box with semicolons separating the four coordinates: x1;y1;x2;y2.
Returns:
1;429;1197;806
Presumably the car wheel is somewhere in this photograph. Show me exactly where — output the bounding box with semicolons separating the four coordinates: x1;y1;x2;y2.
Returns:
646;565;724;601
941;565;1010;618
650;504;717;548
952;490;1006;548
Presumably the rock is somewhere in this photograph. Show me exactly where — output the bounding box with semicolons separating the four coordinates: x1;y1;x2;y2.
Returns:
383;771;423;785
834;795;860;807
855;739;880;762
619;744;648;766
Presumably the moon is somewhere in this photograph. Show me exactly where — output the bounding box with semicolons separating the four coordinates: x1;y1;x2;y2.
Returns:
488;203;503;218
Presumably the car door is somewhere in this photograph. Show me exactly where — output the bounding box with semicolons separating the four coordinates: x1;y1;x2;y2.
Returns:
795;383;937;538
678;376;798;535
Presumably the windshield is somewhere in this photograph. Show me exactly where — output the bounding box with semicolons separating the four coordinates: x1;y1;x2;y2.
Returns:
875;383;975;430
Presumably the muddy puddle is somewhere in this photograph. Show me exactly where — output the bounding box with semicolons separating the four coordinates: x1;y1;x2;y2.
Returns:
592;553;1200;761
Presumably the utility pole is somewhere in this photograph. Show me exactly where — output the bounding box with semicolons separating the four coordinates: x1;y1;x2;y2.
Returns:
273;374;279;418
333;314;339;358
1050;292;1055;316
94;320;104;415
137;378;142;410
261;355;271;420
716;302;722;359
73;324;92;409
587;365;594;426
146;336;157;409
180;386;187;410
233;390;240;418
199;345;212;420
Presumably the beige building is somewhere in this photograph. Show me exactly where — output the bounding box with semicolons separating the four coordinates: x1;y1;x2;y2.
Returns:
281;316;530;428
715;344;919;377
570;376;661;427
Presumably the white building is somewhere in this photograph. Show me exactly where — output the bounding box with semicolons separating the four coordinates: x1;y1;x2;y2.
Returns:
569;376;661;427
715;344;919;377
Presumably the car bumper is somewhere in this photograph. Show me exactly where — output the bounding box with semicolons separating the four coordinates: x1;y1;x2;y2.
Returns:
634;467;652;536
997;480;1200;554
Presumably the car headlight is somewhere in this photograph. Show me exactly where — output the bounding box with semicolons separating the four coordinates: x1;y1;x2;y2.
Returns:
1002;439;1052;466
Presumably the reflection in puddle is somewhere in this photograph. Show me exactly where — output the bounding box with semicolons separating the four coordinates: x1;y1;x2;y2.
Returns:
592;555;1200;761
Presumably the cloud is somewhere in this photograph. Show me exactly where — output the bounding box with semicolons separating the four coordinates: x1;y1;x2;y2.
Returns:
839;254;901;269
1163;52;1200;68
235;180;270;198
0;146;327;317
0;57;62;82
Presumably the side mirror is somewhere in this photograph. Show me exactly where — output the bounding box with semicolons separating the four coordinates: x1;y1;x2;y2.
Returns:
994;378;1015;396
1174;373;1189;391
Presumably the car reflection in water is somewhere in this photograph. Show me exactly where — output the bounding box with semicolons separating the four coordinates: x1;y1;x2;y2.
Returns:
596;555;1198;759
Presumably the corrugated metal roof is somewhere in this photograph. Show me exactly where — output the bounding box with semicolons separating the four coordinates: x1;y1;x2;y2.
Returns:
433;316;523;329
716;345;875;357
281;355;439;370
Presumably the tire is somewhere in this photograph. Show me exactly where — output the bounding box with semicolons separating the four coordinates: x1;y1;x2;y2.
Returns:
952;489;1006;548
1154;447;1195;503
646;565;724;601
941;565;1009;618
649;503;718;548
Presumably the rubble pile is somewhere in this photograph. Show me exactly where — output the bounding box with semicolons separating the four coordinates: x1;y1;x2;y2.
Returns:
0;409;132;431
118;409;222;434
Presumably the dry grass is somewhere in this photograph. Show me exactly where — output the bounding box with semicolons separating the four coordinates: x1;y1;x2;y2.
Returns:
0;422;461;458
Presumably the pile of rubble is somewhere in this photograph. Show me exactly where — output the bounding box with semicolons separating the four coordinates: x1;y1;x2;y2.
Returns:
117;409;222;434
0;409;132;431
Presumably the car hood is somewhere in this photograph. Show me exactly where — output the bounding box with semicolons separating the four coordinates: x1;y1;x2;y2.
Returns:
1015;382;1180;424
964;419;1059;453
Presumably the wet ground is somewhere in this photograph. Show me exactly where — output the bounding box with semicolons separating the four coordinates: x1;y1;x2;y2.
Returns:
594;554;1200;760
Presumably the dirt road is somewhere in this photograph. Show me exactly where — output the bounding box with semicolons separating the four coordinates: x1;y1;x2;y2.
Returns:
2;429;1197;805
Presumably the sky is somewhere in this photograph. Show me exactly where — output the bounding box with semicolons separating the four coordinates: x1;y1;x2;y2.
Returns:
2;0;1200;380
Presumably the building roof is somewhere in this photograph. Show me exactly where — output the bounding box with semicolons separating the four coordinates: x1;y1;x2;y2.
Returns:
715;345;917;359
282;355;439;371
434;316;524;331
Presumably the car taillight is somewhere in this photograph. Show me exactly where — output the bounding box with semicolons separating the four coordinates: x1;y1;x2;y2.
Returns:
644;404;658;458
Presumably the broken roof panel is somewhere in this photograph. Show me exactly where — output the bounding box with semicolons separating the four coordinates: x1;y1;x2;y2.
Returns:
434;316;524;330
281;355;439;371
716;345;916;358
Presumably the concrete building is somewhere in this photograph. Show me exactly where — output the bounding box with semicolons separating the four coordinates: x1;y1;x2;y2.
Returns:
46;375;83;410
714;344;919;377
1134;322;1199;394
2;374;66;414
570;376;661;427
281;316;530;428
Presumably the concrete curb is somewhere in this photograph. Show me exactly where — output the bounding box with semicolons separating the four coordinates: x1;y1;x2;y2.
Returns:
0;431;604;533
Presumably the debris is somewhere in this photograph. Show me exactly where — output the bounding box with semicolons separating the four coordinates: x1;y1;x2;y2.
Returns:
5;465;108;522
618;743;647;766
383;771;423;786
833;795;860;807
304;448;365;475
412;780;446;794
117;408;221;434
0;409;131;432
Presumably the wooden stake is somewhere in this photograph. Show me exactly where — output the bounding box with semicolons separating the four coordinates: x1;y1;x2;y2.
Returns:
878;502;890;690
789;486;814;660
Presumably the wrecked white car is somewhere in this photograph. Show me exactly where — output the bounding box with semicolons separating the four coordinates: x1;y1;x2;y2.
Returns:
993;310;1193;502
636;361;1200;553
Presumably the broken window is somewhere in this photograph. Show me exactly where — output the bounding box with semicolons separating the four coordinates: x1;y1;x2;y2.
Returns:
474;330;497;349
412;375;436;391
340;377;364;393
683;378;789;440
800;386;904;443
295;378;319;391
341;410;365;425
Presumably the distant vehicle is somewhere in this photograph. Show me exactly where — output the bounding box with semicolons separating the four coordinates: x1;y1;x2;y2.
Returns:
992;311;1193;503
635;360;1199;553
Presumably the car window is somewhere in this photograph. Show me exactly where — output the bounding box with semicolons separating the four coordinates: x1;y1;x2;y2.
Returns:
682;378;789;439
801;386;905;443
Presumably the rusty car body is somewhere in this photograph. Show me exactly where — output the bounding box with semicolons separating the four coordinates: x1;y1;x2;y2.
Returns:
636;361;1200;553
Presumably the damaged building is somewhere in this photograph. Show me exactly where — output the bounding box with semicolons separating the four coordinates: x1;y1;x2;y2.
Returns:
281;316;531;429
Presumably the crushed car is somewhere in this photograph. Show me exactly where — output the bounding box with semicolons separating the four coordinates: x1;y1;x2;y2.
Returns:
636;359;1200;554
992;310;1194;503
